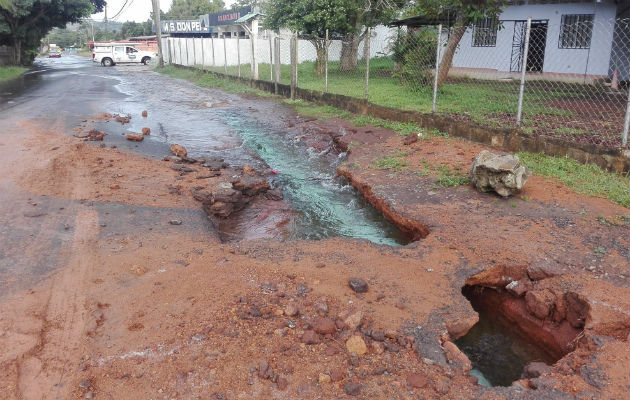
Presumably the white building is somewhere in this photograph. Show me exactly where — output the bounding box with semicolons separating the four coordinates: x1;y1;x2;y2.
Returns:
395;0;630;82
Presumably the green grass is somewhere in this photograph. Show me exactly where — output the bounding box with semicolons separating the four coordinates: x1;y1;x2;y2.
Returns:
373;156;408;171
200;57;574;120
156;65;275;97
433;165;469;188
518;152;630;208
0;66;27;82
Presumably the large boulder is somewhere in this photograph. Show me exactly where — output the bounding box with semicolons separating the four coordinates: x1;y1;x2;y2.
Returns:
470;150;531;197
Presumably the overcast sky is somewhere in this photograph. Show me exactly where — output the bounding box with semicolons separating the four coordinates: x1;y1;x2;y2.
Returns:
92;0;237;23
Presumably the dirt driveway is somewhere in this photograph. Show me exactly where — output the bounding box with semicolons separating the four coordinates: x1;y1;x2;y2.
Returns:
0;57;628;399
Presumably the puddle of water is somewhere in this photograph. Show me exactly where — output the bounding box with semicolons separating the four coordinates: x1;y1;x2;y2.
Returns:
456;287;555;387
223;111;409;246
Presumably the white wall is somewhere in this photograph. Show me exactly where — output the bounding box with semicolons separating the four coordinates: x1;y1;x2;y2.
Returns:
162;25;398;68
451;1;618;76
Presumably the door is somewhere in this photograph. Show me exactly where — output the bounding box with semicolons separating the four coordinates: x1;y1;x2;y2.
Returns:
113;46;125;62
125;47;139;62
510;20;548;72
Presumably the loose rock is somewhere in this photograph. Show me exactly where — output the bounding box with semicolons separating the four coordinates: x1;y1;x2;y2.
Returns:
301;330;321;344
170;144;187;158
125;133;144;141
348;277;368;293
141;127;150;135
470;150;531;197
406;372;428;388
345;335;367;355
343;382;361;396
311;318;336;335
141;110;148;117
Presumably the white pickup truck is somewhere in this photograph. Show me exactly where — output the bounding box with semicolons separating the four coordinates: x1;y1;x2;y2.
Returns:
92;44;157;67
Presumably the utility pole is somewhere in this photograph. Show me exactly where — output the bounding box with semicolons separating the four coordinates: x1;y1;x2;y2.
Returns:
151;0;164;67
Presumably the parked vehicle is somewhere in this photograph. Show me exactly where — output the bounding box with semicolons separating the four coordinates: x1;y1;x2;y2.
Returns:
92;44;157;67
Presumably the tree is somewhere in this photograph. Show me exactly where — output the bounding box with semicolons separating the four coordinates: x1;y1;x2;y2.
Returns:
265;0;403;74
0;0;105;64
337;0;403;71
121;20;152;38
164;0;224;19
408;0;505;85
265;0;353;76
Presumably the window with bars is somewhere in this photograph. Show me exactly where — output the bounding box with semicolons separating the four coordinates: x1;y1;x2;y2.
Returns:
472;17;499;47
559;14;594;49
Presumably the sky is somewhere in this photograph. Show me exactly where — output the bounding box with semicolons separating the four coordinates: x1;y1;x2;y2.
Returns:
91;0;237;23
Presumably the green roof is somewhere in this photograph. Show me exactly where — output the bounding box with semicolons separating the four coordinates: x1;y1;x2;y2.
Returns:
235;13;259;23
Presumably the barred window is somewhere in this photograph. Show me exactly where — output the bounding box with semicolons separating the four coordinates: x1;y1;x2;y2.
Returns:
559;14;593;49
472;17;498;47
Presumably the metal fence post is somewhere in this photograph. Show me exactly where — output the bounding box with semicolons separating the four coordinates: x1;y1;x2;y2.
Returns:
211;36;215;67
237;36;241;77
623;85;630;147
290;33;297;100
516;17;532;125
223;36;228;74
325;29;329;93
274;36;280;95
432;24;443;113
364;28;371;101
269;35;274;82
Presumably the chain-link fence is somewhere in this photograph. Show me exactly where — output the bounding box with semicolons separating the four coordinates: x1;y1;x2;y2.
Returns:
162;16;630;150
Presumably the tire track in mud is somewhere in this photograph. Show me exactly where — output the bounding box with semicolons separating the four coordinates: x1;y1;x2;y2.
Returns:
17;207;99;399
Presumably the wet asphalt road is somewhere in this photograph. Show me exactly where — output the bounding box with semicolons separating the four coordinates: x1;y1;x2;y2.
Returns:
0;56;218;297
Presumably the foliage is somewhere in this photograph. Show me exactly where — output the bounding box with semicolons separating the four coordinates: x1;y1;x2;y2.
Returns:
434;165;469;187
0;0;104;64
373;155;407;170
390;27;437;90
517;152;630;208
164;0;224;19
0;65;26;81
264;0;404;74
121;20;153;38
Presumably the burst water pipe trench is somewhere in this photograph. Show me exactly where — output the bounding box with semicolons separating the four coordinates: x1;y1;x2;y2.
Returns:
222;110;411;246
455;283;580;387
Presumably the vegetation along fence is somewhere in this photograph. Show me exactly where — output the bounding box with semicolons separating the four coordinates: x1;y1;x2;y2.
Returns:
162;17;630;150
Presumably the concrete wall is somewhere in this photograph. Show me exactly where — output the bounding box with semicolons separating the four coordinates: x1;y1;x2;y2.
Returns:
451;1;619;77
162;25;398;68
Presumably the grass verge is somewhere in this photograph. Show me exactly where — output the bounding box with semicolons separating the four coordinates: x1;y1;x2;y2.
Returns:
0;66;27;82
518;152;630;208
155;65;275;98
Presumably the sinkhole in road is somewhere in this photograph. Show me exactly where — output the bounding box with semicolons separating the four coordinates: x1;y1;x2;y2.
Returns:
223;111;410;246
455;285;558;387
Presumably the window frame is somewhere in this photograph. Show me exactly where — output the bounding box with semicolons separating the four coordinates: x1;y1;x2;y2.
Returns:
558;14;594;49
472;16;499;47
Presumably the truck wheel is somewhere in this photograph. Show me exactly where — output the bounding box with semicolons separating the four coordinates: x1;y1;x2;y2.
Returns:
102;58;113;67
142;57;151;65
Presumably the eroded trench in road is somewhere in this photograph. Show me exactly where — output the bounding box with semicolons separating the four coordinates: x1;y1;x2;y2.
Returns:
111;73;584;390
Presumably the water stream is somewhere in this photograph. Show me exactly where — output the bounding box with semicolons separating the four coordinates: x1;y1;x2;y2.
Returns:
109;69;409;246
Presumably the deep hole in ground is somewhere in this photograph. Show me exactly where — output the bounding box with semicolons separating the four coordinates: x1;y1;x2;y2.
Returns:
455;283;585;387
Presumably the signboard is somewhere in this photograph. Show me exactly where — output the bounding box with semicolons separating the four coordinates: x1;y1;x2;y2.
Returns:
209;7;251;26
160;20;211;34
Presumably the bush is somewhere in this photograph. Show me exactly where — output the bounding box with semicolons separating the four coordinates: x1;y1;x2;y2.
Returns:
390;28;438;91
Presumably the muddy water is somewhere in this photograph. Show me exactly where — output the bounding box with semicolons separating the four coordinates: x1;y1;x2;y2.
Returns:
109;69;408;245
455;311;554;387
